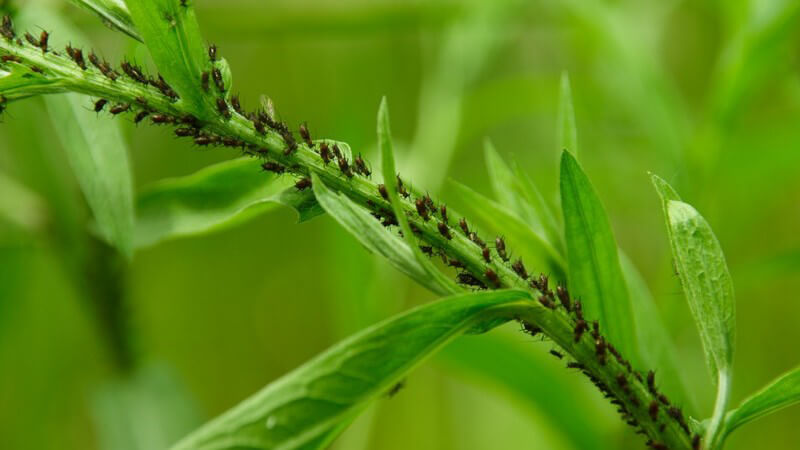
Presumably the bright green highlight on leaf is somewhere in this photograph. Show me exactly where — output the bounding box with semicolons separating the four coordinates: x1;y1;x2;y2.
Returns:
377;97;461;295
69;0;141;42
135;158;321;249
557;71;577;155
722;366;800;439
559;150;637;363
171;289;533;450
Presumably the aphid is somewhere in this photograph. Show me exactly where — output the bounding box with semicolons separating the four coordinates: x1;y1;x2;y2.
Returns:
174;127;196;137
511;259;528;279
153;74;178;100
537;274;549;292
419;245;433;256
377;183;389;200
668;406;689;433
109;103;130;115
415;198;429;221
319;143;332;165
423;194;435;212
88;51;101;70
396;175;410;198
93;98;108;112
193;135;214;146
30;65;44;73
1;54;21;63
216;97;231;119
337;155;353;177
121;61;147;83
354;154;370;177
538;293;555;309
485;268;499;286
38;30;49;53
566;362;583;370
295;177;312;190
591;320;600;339
200;71;209;92
211;67;224;91
134;110;149;124
208;44;217;62
439;204;448;224
481;247;491;263
259;162;284;174
574;300;584;320
556;285;571;311
448;259;465;269
616;373;628;391
150;114;172;124
299;122;312;147
331;144;342;160
231;94;242;115
222;137;243;147
595;337;607;365
282;131;298;155
646;370;656;393
648;401;659;421
549;349;564;359
458;218;469;235
134;96;148;106
647;441;667;450
573;319;587;342
386;380;405;398
24;32;38;47
470;232;486;248
692;435;701;450
457;272;486;289
495;237;508;261
521;322;540;337
1;15;15;40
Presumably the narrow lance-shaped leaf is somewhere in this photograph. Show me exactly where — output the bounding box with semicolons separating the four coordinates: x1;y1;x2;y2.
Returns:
171;289;533;450
377;97;461;295
722;366;800;438
135;158;322;249
557;71;577;155
559;151;637;362
124;0;213;118
511;160;563;253
68;0;141;42
311;173;448;296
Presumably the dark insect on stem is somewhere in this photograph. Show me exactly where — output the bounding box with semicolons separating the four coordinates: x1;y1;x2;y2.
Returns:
521;322;541;337
121;60;147;84
337;155;353;177
94;98;108;112
512;259;528;279
481;247;491;263
174;127;196;137
447;259;465;269
495;237;508;261
194;135;215;146
470;232;486;248
439;205;448;224
423;194;435;213
538;293;555;309
354;154;371;177
201;71;209;92
38;30;48;53
574;318;587;342
261;162;285;174
134;110;149;124
24;32;38;47
556;285;571;311
458;218;469;235
396;175;410;198
648;401;659;421
319;143;332;165
1;54;21;63
150;114;173;124
615;373;629;392
567;362;584;369
1;15;15;40
667;407;690;434
109;103;130;115
30;65;43;74
647;441;668;450
231;94;243;115
415;198;430;221
208;44;217;62
591;320;600;340
295;177;312;190
692;435;701;450
485;268;499;286
331;144;342;160
377;183;389;200
299;122;312;147
419;245;433;256
212;67;224;92
457;272;486;289
386;380;405;398
216;97;231;119
549;349;564;359
647;370;656;394
595;337;607;365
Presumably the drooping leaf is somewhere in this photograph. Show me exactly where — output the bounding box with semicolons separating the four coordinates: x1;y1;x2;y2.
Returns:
124;0;213;118
171;289;533;450
68;0;141;41
45;93;135;258
559;150;637;362
135;158;322;249
311;173;448;296
449;180;565;278
91;363;202;450
377;97;461;295
722;366;800;438
557;71;577;155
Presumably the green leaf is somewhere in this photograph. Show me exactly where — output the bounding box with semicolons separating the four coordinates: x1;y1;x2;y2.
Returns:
557;71;577;155
124;0;213;118
171;289;533;450
559;151;637;362
723;366;800;437
311;173;448;296
68;0;141;42
377;97;461;295
449;180;565;278
510;160;563;253
45;93;135;258
135;158;322;249
91;363;202;450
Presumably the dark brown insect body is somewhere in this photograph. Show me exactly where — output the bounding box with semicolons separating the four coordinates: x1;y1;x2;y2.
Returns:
556;285;571;311
201;71;209;92
512;259;528;279
377;183;388;200
459;218;469;235
262;162;285;174
208;44;217;62
231;95;242;115
320;143;332;165
109;103;130;115
295;177;312;190
457;273;485;289
415;198;429;221
212;68;224;91
216;97;231;119
94;98;108;112
134;111;149;124
495;237;508;261
299;122;312;147
549;350;564;359
337;156;353;177
354;154;370;177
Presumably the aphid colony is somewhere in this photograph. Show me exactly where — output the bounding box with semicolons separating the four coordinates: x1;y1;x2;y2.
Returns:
1;14;699;448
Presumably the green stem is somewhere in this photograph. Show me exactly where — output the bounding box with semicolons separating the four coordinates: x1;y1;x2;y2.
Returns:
705;370;731;449
1;33;694;449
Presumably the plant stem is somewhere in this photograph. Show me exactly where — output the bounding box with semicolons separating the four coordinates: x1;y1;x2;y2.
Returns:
1;33;695;449
705;370;731;449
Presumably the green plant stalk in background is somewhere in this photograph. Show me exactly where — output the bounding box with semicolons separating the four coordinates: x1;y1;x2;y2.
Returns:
0;10;696;448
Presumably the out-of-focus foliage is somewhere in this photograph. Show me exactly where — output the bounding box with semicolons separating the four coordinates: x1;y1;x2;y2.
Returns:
2;0;800;449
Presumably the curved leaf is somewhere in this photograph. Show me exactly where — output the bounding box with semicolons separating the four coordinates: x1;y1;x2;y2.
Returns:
135;158;321;249
723;366;800;437
557;71;577;155
559;151;637;363
68;0;141;41
171;289;533;450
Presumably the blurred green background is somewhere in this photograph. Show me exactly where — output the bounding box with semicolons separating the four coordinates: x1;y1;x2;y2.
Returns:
1;0;799;448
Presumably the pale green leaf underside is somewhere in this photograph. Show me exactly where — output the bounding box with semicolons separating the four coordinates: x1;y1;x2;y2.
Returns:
723;366;800;437
135;158;322;249
559;150;637;363
69;0;142;41
171;289;533;450
665;199;735;380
